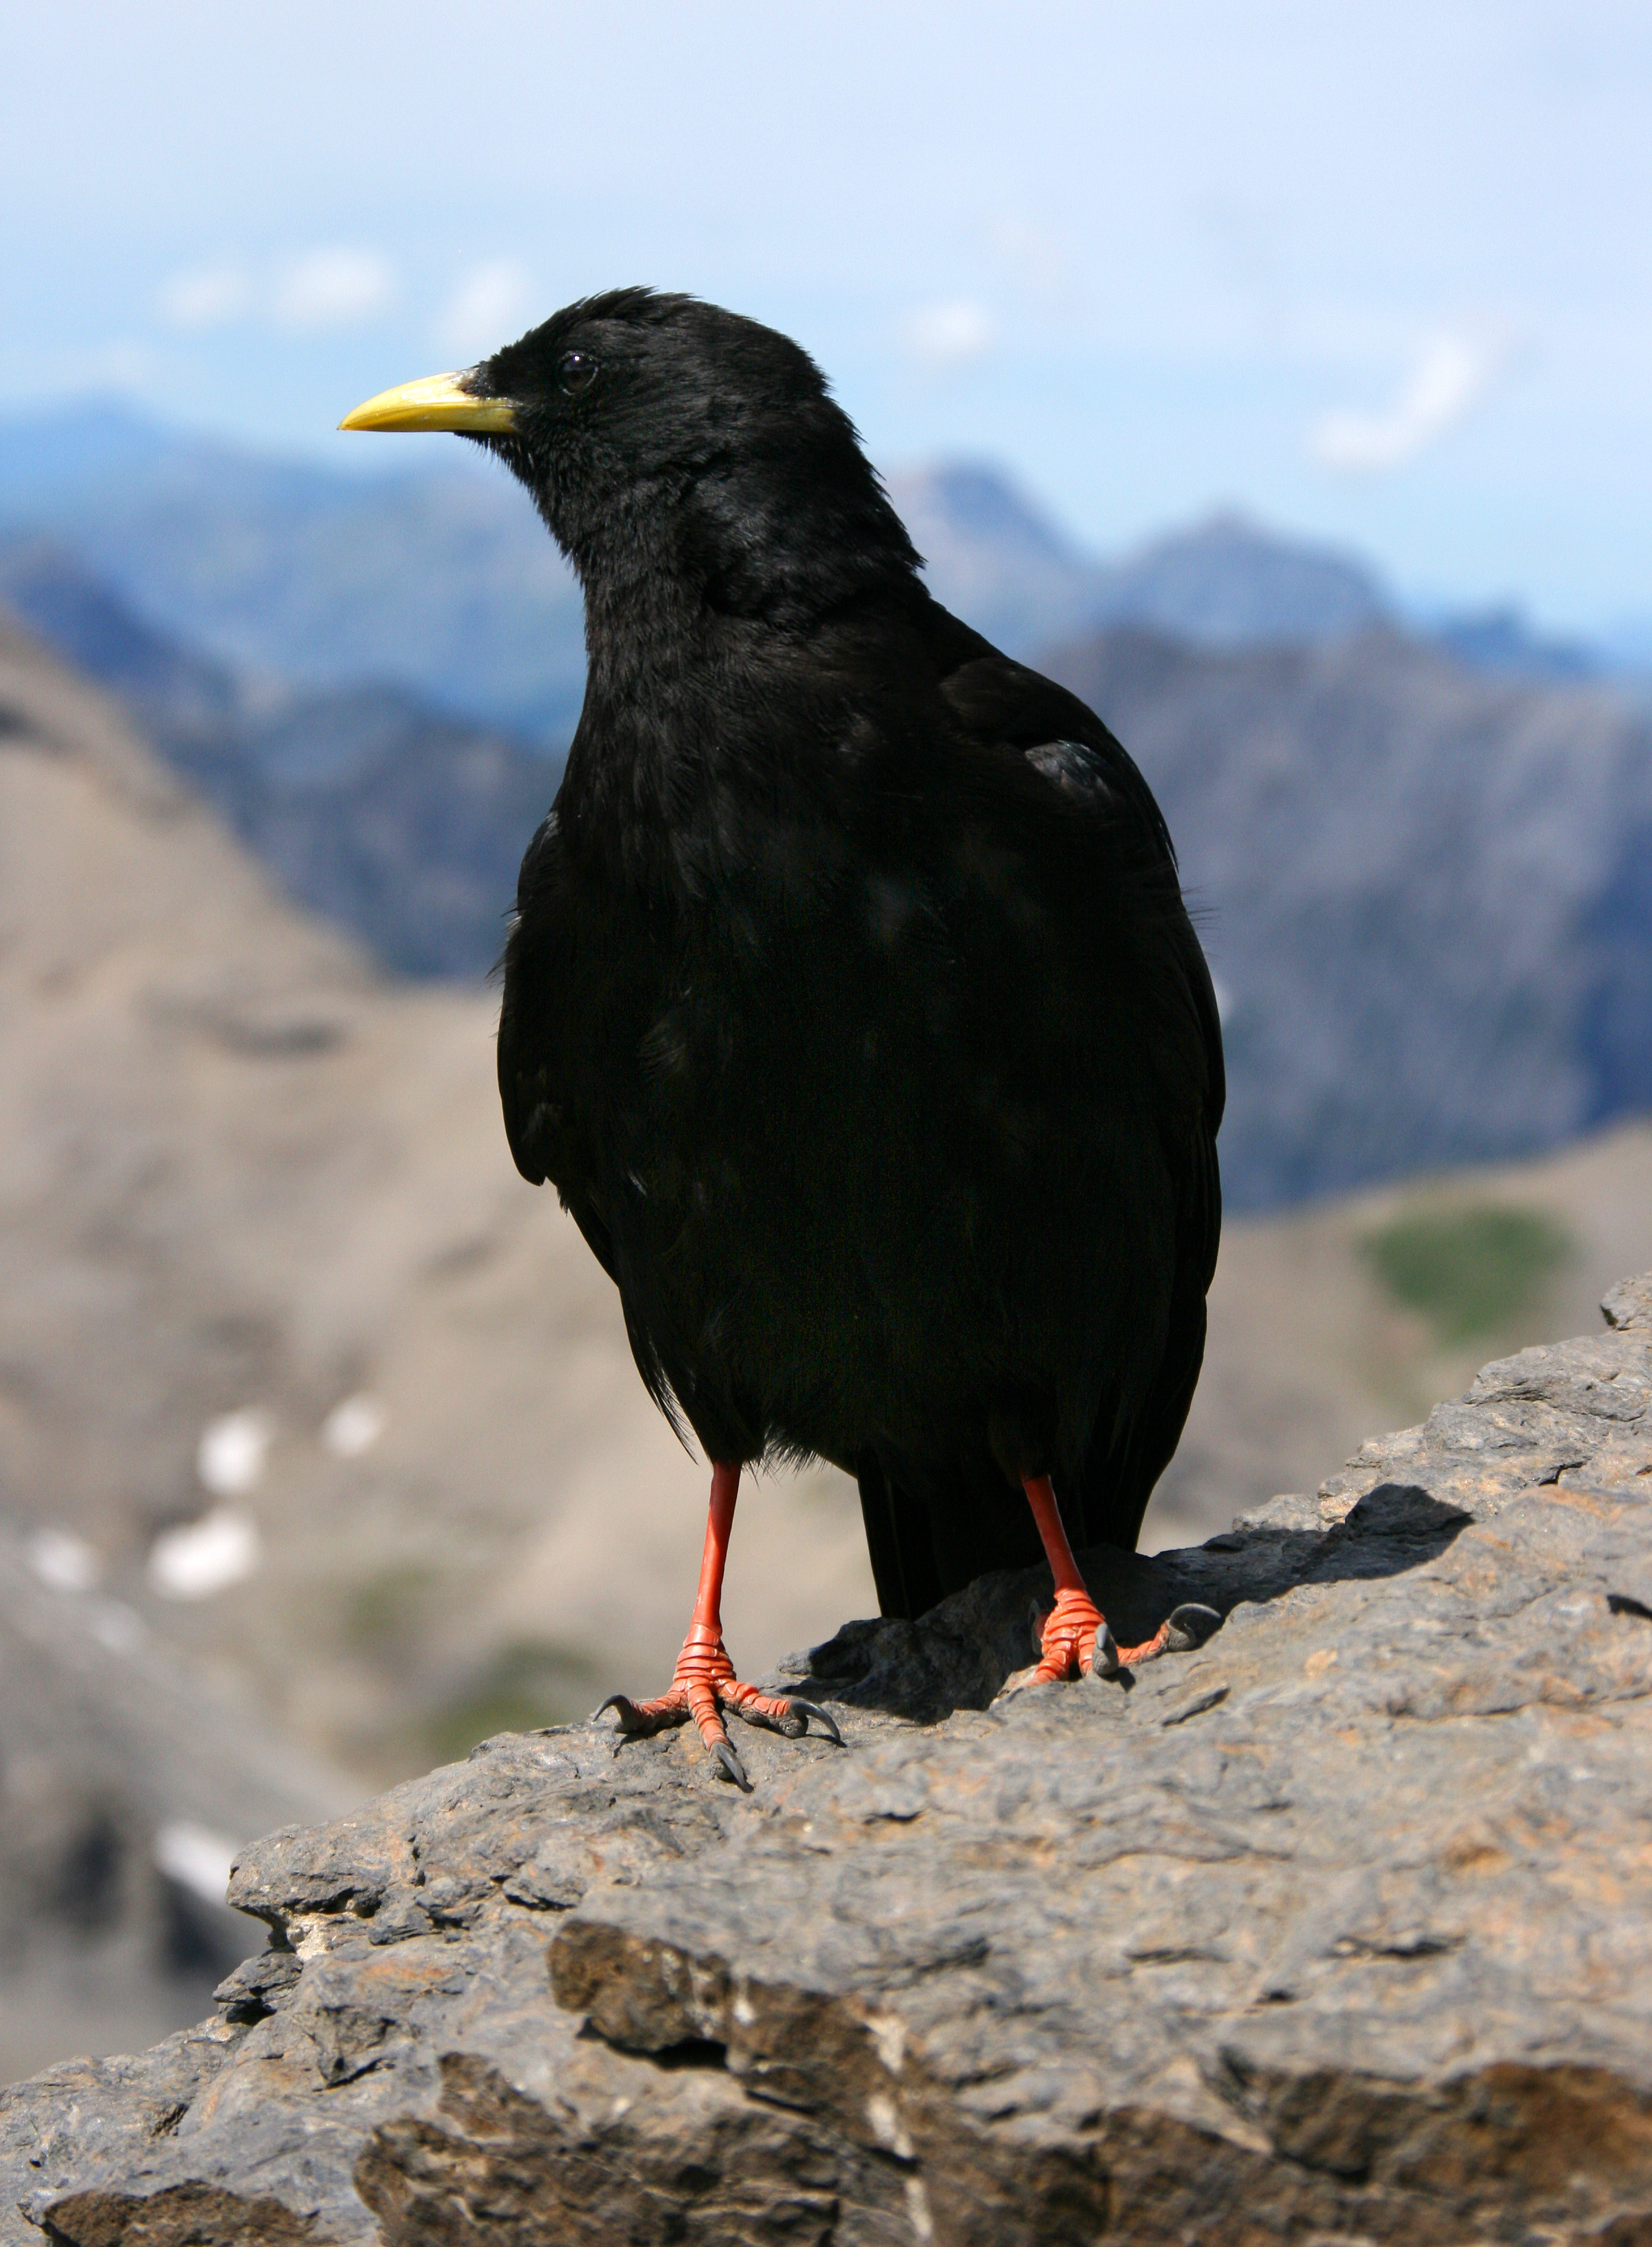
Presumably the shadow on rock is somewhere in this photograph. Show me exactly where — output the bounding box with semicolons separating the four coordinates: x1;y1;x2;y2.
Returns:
791;1481;1471;1723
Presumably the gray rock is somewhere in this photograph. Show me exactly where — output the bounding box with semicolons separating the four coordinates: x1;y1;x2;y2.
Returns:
5;1282;1652;2243
1604;1270;1652;1331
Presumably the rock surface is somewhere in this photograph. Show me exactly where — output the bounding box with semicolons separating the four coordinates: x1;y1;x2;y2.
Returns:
5;1281;1651;2243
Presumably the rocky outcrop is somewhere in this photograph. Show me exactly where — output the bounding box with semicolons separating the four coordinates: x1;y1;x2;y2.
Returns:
5;1277;1652;2244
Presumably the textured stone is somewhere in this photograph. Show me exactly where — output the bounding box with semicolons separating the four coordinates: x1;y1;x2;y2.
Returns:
5;1280;1652;2244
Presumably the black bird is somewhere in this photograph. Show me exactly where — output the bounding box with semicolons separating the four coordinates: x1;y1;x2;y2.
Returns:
341;292;1223;1788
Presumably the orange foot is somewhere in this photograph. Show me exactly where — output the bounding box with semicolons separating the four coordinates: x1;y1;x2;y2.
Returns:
1005;1587;1222;1693
596;1622;842;1792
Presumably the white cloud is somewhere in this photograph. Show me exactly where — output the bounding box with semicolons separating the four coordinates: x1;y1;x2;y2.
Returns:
898;299;998;373
436;260;535;361
1309;326;1516;473
156;250;395;337
158;264;253;331
273;247;395;331
55;336;165;392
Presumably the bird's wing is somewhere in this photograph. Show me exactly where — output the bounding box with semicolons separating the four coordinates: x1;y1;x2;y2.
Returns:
851;637;1224;1605
941;646;1225;1555
948;642;1223;1555
936;640;1224;1148
497;808;619;1283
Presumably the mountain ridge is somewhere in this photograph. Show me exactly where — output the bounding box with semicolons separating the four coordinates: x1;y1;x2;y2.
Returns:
5;402;1638;734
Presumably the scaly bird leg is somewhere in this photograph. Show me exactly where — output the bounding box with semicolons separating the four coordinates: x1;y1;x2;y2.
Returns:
594;1461;842;1791
1018;1473;1219;1683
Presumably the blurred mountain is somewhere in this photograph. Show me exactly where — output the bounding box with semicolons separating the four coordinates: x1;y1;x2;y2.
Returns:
181;697;558;981
1603;615;1652;679
1045;624;1652;1208
887;469;1393;654
0;1523;354;2083
5;406;1638;738
1430;605;1604;684
885;462;1106;650
1095;509;1390;645
0;401;587;742
0;532;241;725
0;536;559;979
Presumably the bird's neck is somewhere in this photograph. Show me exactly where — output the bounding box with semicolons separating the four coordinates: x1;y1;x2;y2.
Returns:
557;571;730;876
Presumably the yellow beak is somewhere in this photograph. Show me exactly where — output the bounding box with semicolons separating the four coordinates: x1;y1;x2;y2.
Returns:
338;371;518;434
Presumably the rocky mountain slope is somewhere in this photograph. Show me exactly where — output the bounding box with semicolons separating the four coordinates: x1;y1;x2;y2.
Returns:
0;1525;354;2085
5;1276;1650;2244
1045;624;1652;1206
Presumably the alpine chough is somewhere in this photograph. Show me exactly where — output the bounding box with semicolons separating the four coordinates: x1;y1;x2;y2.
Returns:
342;292;1223;1788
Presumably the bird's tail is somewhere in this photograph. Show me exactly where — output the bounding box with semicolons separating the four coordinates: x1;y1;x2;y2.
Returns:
855;1448;1045;1621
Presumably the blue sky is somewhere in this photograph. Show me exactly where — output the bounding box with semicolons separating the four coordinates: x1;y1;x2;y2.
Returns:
5;1;1649;630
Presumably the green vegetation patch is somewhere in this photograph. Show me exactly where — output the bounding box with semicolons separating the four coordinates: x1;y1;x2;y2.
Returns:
423;1640;600;1767
1364;1200;1572;1342
344;1564;440;1655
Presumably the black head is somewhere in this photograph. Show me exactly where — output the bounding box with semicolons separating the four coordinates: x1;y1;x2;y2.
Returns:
461;290;921;622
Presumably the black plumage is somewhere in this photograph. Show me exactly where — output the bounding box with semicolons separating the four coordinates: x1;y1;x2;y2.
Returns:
480;291;1222;1617
343;290;1222;1778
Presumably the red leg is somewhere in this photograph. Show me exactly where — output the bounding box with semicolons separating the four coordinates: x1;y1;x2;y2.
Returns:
1018;1473;1206;1684
595;1461;842;1790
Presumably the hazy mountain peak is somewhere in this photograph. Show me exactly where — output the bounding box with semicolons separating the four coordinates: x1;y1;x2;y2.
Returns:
885;460;1083;566
886;461;1395;658
1098;510;1392;648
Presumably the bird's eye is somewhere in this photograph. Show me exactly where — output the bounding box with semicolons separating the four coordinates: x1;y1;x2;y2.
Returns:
558;350;597;397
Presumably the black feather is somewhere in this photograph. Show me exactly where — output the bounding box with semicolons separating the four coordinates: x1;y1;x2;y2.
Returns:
489;293;1223;1615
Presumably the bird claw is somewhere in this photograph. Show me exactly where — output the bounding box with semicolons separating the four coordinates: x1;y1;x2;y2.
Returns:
725;1689;844;1747
1111;1599;1225;1668
784;1697;844;1747
1163;1602;1222;1653
592;1692;686;1737
1000;1590;1223;1702
1082;1620;1120;1680
593;1642;842;1787
712;1737;752;1792
726;1692;803;1738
